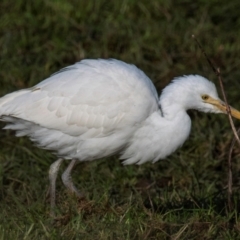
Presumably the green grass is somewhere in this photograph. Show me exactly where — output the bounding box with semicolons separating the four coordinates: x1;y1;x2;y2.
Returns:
1;0;240;239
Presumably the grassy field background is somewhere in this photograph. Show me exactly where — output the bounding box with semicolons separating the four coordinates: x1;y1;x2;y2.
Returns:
1;0;240;239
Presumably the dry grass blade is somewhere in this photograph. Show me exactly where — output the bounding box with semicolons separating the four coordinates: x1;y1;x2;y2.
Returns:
172;224;189;240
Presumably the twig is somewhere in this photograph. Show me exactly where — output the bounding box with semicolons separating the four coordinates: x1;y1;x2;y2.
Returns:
227;128;240;211
216;70;240;213
217;69;240;147
192;35;217;74
192;34;240;212
192;35;240;145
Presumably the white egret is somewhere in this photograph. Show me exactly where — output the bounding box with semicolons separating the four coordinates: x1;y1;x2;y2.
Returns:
1;59;240;215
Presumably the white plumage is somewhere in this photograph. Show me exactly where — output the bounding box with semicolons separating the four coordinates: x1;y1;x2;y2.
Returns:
1;59;240;216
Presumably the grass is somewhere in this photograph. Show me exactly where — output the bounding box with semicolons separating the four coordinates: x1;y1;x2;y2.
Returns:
1;0;240;239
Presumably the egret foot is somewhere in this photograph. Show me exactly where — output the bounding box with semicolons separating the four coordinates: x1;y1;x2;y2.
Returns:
49;158;64;217
62;159;84;198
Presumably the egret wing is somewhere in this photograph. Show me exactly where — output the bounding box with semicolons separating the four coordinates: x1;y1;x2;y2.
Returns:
0;59;159;139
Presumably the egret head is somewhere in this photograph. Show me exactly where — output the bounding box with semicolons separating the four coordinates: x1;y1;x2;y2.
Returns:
160;75;240;119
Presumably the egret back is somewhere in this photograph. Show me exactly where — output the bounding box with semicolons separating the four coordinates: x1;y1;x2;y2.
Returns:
0;59;160;161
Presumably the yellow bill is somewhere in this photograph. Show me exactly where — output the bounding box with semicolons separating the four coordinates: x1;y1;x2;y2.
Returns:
205;96;240;119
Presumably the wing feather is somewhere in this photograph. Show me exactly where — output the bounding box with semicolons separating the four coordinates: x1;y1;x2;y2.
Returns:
0;59;159;142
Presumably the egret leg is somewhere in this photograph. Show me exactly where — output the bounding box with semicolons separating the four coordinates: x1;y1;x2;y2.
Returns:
61;159;84;198
49;158;64;217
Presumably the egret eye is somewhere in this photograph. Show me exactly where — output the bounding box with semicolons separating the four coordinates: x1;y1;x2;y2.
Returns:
202;95;209;101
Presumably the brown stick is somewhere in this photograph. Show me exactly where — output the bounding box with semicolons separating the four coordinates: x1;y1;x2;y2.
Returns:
217;69;240;147
227;128;240;211
216;70;240;212
192;35;240;212
192;35;240;145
